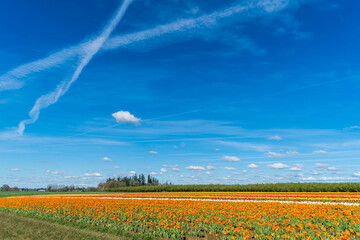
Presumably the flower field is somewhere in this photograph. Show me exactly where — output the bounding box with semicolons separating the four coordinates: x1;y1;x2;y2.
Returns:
45;192;360;204
1;193;360;239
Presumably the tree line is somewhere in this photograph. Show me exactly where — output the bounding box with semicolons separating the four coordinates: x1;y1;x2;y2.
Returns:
97;174;164;191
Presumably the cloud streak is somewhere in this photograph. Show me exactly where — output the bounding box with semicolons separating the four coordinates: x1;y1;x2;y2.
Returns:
1;0;290;93
16;0;133;135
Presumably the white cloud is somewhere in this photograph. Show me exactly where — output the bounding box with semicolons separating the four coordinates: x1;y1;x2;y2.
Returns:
205;171;212;175
290;167;302;171
10;168;19;171
248;164;259;168
302;177;316;181
129;171;136;176
311;171;323;175
83;173;102;177
102;157;114;162
293;164;304;169
268;135;282;140
353;172;360;177
215;148;220;151
224;167;237;170
315;163;330;169
160;168;167;173
149;151;158;154
327;166;337;171
347;126;360;129
222;155;240;162
265;152;284;158
267;163;289;169
286;151;299;155
113;166;120;169
313;150;327;154
207;165;216;170
172;168;181;172
112;111;140;125
186;165;205;170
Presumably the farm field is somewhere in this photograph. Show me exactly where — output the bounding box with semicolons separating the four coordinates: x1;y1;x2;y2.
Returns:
0;210;129;240
1;192;360;239
49;192;360;204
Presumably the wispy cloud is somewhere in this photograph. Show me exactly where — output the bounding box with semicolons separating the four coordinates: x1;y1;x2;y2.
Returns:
186;165;205;170
265;151;284;158
313;150;328;154
16;0;134;135
1;0;292;93
268;135;282;140
222;155;240;162
102;157;114;162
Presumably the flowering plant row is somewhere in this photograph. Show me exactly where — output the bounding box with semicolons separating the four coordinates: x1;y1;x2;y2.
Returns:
1;195;360;239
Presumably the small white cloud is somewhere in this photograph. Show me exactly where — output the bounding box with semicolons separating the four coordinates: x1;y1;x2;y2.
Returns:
207;165;216;170
347;126;360;129
10;168;19;171
224;167;236;170
215;148;220;151
267;163;289;169
293;164;304;169
149;151;158;154
248;164;259;168
353;172;360;177
290;167;302;171
83;173;102;177
205;171;212;175
113;166;120;169
129;171;136;176
112;110;140;125
311;171;323;175
102;157;114;162
265;152;284;158
327;166;337;171
186;165;205;170
222;155;240;162
302;177;316;181
160;168;167;173
313;150;327;154
172;168;181;172
150;171;161;175
315;163;330;169
268;135;282;140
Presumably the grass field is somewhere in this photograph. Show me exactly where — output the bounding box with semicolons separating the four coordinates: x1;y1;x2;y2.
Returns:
0;211;130;240
0;191;106;198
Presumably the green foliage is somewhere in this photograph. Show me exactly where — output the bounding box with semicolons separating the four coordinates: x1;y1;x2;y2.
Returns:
106;182;360;193
99;174;161;191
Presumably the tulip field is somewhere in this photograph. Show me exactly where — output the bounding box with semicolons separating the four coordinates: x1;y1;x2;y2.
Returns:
1;192;360;239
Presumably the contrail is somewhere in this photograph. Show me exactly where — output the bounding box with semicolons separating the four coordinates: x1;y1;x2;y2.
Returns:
17;0;134;135
0;45;83;92
0;0;288;92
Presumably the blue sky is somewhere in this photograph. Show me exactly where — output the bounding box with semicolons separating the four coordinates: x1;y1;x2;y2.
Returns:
1;0;360;188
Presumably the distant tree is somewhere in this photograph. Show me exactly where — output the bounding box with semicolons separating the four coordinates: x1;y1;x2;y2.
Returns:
2;184;10;191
